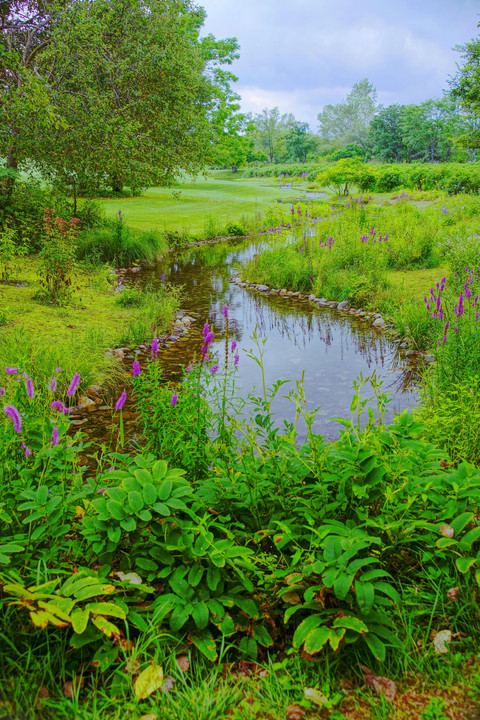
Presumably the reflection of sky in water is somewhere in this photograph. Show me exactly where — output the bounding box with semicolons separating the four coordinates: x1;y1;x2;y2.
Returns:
134;237;418;441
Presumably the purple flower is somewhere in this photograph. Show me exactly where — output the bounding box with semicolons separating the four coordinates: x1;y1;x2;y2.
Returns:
211;365;219;375
51;400;65;413
132;360;141;377
25;377;34;399
50;427;59;446
222;305;229;318
114;391;127;411
66;373;80;397
56;367;62;374
0;388;5;396
5;367;18;375
21;442;31;458
3;405;21;433
118;209;122;219
170;393;178;406
234;355;239;367
151;337;159;359
48;377;57;392
231;340;237;353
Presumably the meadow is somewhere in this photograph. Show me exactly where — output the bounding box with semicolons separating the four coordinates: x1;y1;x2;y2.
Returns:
1;171;480;719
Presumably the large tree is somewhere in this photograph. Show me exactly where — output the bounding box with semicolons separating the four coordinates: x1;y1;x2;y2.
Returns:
450;29;480;159
317;78;378;156
250;107;294;164
369;105;406;163
0;0;239;205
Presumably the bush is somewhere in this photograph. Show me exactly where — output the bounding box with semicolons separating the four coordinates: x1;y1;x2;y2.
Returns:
76;215;167;265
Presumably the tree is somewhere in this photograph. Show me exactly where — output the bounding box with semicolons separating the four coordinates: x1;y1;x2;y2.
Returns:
450;30;480;159
250;107;293;163
400;98;460;163
285;121;319;162
370;105;406;162
317;78;378;156
0;0;240;206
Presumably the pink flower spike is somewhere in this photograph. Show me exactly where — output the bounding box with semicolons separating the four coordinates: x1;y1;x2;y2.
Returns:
25;377;34;399
66;373;80;397
3;405;21;433
0;388;5;396
222;305;229;318
211;365;219;375
50;427;59;446
48;377;57;392
5;367;18;375
170;393;178;406
234;354;239;366
114;391;127;411
132;360;141;377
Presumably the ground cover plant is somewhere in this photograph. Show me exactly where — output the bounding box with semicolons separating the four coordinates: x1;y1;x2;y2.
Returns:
2;324;480;719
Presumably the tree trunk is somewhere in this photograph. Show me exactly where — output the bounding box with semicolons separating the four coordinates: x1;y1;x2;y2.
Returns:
111;174;124;193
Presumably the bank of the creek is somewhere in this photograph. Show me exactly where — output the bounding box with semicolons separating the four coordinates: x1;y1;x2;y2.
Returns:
73;234;420;448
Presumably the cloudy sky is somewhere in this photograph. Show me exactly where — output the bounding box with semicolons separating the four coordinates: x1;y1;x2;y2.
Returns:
199;0;479;128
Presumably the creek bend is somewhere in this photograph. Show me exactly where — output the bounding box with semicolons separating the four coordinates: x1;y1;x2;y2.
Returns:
117;235;418;442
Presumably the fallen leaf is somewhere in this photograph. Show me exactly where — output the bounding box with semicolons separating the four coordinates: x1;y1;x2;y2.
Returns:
163;676;175;692
282;590;302;605
63;676;84;698
447;587;460;602
115;571;143;585
75;505;85;518
439;524;454;538
138;715;157;720
304;687;329;706
37;687;50;699
361;666;396;702
134;664;164;699
124;657;140;675
176;655;190;673
432;629;452;654
233;661;268;677
287;703;306;720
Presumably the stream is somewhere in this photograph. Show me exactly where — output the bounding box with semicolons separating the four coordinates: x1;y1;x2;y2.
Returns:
117;235;418;442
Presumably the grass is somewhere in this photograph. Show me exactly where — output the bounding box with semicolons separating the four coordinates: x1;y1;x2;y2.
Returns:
0;257;178;392
91;172;300;235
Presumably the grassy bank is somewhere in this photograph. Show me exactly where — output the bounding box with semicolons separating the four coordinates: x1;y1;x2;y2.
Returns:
0;258;179;394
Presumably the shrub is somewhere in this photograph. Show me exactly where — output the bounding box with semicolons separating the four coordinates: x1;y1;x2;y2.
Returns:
37;209;79;304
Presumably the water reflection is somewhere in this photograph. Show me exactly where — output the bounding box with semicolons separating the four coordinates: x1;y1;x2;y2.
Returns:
129;237;418;440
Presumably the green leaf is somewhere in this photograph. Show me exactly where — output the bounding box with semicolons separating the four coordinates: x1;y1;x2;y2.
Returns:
153;461;168;482
87;602;126;619
128;491;144;513
190;630;218;661
293;614;324;648
451;512;473;534
157;479;173;500
355;580;375;614
170;606;190;632
143;482;157;505
134;469;152;486
136;557;158;572
107;526;122;544
71;607;90;634
456;556;476;574
152;502;171;516
106;500;125;521
333;573;354;600
206;566;221;591
333;615;368;634
365;632;386;661
120;517;136;532
188;564;205;587
304;626;330;654
191;602;209;630
373;582;401;606
234;596;259;619
106;487;127;503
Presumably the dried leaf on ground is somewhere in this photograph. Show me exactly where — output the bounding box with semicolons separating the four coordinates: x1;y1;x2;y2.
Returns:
63;676;84;698
37;687;50;699
163;676;175;692
439;524;455;538
282;590;302;605
234;661;269;678
124;656;140;675
134;664;164;699
286;703;306;720
432;629;452;654
304;687;329;706
115;571;143;585
138;714;157;720
447;587;460;602
361;666;396;702
176;655;190;672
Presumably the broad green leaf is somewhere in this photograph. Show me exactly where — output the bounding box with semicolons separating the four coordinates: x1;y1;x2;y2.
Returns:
153;461;168;482
365;632;386;661
86;602;126;619
304;626;330;654
71;607;90;634
333;572;354;600
191;602;209;630
106;500;125;521
152;502;170;516
188;564;204;587
293;614;324;648
134;664;163;700
107;487;127;503
157;480;173;500
128;491;144;513
355;580;375;614
134;469;152;486
456;556;476;574
190;630;218;661
143;482;157;505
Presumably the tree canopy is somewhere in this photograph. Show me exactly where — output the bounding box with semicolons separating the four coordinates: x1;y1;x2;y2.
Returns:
1;0;240;201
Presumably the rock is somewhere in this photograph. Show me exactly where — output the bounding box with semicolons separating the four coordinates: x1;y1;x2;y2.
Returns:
424;353;435;363
256;284;270;292
399;341;410;349
328;300;338;308
168;335;178;342
113;349;125;360
291;291;300;297
76;396;96;411
86;384;102;398
279;289;288;295
373;317;386;328
349;308;357;314
373;313;383;319
239;282;248;288
357;311;365;317
70;418;88;426
270;288;279;294
181;316;195;326
337;300;349;311
308;294;316;301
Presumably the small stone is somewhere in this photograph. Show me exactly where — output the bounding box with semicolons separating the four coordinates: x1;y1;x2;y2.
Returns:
373;317;386;328
77;396;96;411
308;294;316;301
337;300;349;311
256;284;270;292
291;291;300;297
399;341;410;349
279;289;287;295
113;349;125;360
424;354;435;363
328;300;338;308
169;335;178;342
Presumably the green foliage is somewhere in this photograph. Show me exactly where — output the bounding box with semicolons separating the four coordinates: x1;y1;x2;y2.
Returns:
76;214;167;266
37;209;78;304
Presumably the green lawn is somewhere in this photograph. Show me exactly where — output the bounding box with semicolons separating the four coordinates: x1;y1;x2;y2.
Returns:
93;172;296;234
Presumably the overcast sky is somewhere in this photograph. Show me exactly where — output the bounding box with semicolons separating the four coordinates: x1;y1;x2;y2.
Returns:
199;0;479;128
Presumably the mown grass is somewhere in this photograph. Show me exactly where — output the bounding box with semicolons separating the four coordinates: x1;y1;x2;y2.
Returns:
91;173;301;235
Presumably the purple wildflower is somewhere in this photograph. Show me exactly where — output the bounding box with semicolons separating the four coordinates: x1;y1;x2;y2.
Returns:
56;367;62;373
234;355;239;367
211;365;219;375
5;367;18;375
48;377;57;392
170;393;178;406
151;337;159;359
66;373;80;397
114;391;127;411
222;305;229;318
0;388;4;396
50;400;65;413
231;340;237;353
50;427;59;446
21;442;32;458
132;360;141;377
3;405;21;433
25;377;34;399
